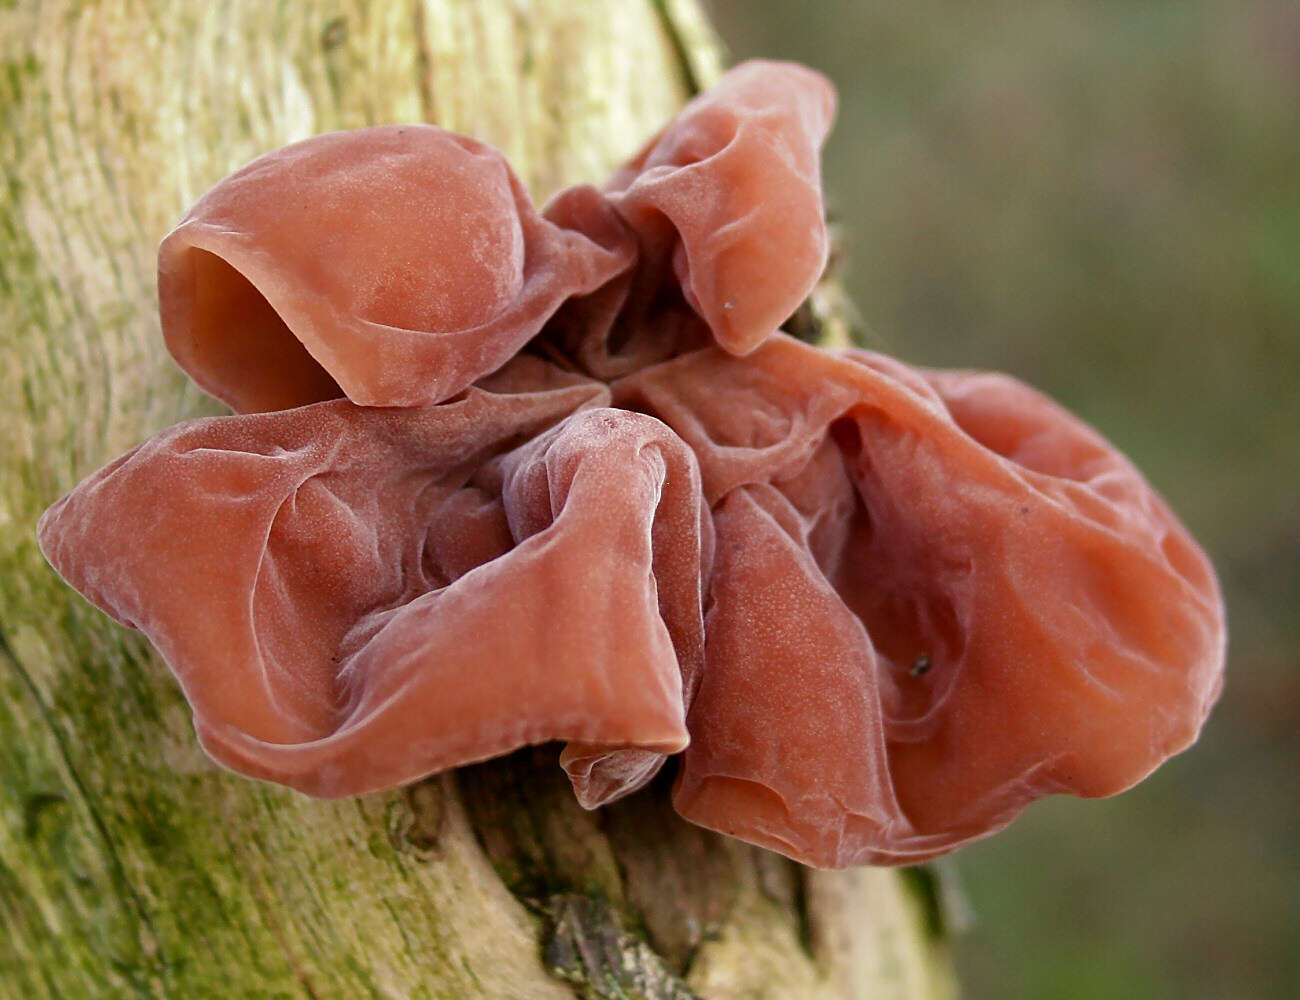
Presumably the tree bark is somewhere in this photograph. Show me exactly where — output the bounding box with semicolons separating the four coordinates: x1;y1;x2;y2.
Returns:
0;2;957;997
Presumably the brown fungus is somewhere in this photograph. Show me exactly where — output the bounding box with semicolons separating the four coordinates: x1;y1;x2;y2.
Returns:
38;359;708;803
615;334;1225;866
605;60;835;355
37;60;1225;869
538;60;836;378
158;125;631;412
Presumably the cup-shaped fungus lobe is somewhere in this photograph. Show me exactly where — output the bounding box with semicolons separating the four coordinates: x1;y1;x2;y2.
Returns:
37;359;706;802
539;60;836;378
615;334;1226;867
608;60;835;356
159;125;632;413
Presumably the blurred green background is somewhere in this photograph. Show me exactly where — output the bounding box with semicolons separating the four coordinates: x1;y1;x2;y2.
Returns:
707;1;1299;997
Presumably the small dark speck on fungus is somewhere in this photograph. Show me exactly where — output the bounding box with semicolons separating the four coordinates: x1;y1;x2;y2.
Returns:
37;60;1226;870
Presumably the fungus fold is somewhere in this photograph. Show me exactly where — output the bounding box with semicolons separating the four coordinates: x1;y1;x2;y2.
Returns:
159;125;632;411
39;60;1225;869
615;334;1224;865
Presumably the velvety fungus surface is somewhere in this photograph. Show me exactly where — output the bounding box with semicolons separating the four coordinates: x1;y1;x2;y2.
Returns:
39;60;1226;869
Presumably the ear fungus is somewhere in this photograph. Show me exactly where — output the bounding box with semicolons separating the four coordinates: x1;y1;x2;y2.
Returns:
159;125;631;412
614;334;1225;867
39;61;1225;868
490;407;712;806
38;363;706;803
538;60;836;379
607;60;836;355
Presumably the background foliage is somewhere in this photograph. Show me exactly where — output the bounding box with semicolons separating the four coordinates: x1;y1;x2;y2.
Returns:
709;1;1299;997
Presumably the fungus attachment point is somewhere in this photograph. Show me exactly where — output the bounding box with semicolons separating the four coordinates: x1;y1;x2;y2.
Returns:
39;60;1225;868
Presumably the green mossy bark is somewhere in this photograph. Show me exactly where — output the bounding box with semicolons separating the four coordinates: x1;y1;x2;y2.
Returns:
0;2;956;997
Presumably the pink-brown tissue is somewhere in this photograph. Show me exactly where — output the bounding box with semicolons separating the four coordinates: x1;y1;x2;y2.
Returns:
38;60;1225;868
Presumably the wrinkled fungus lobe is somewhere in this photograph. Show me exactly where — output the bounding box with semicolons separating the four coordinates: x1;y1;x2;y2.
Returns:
615;335;1224;865
39;60;1225;868
159;125;631;411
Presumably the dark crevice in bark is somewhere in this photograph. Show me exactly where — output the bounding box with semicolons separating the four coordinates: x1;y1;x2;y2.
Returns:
544;893;700;1000
650;0;705;96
